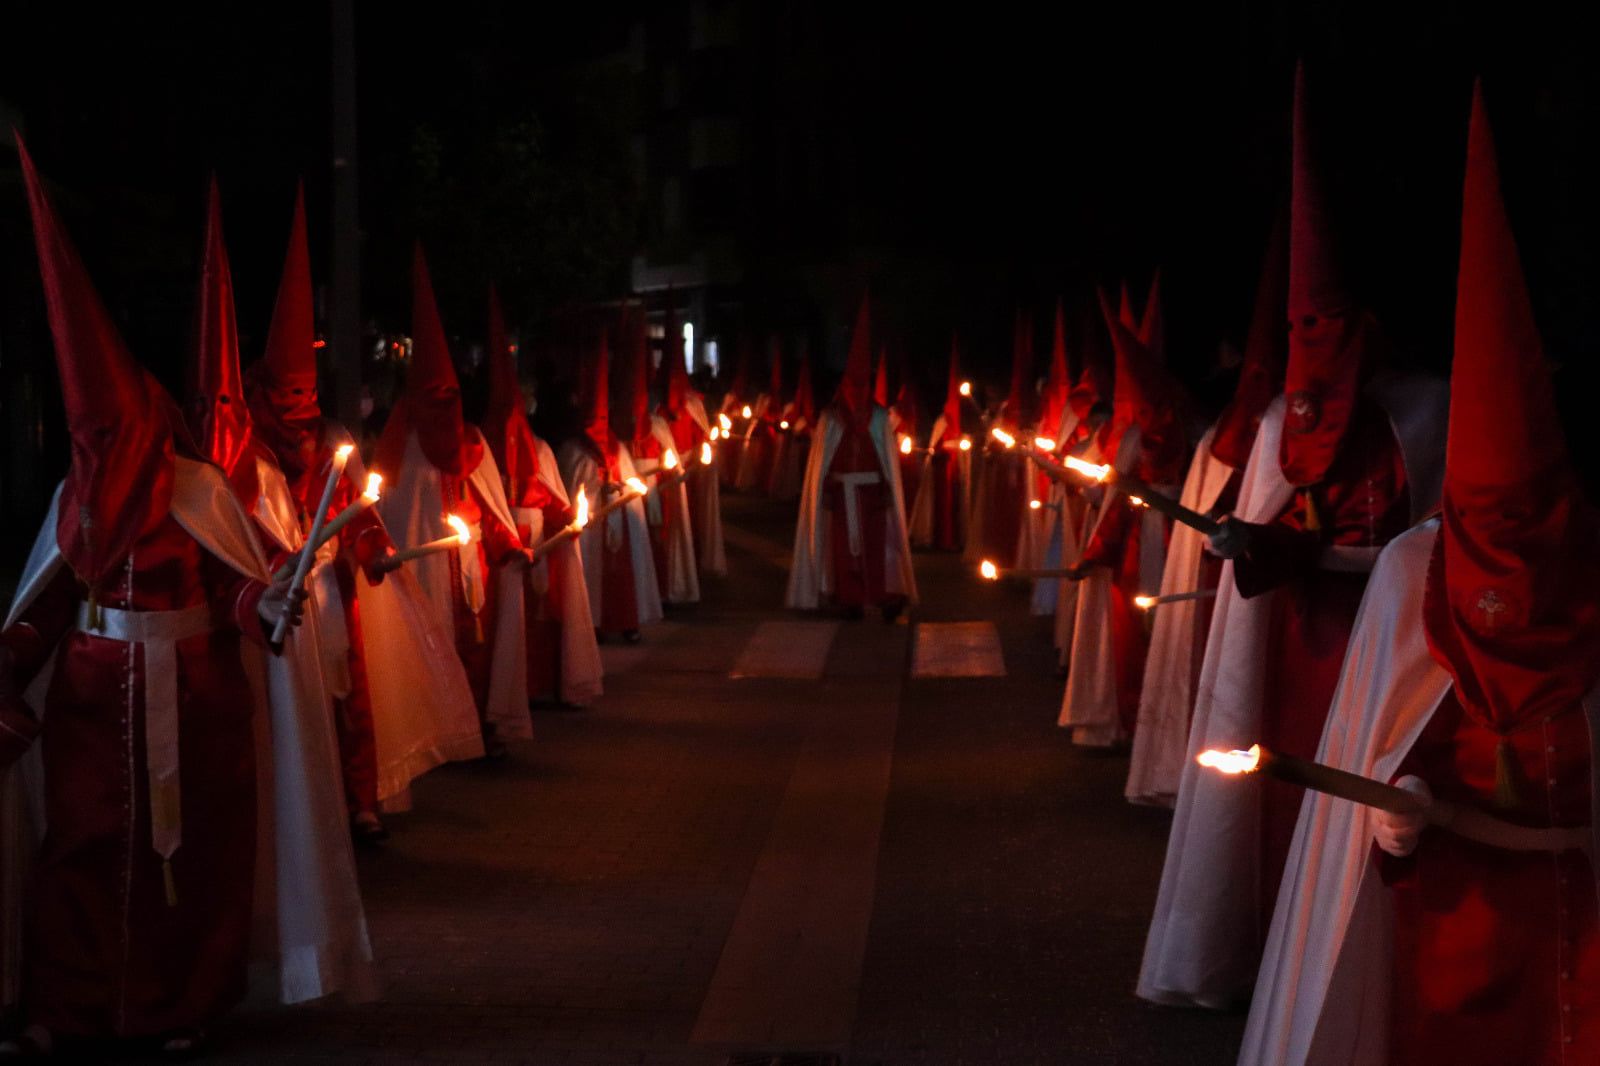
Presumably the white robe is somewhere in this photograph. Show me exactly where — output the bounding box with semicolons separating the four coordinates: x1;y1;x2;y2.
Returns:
786;406;918;610
3;458;375;1008
684;394;728;576
1137;374;1450;1008
1057;426;1174;747
648;414;701;604
1238;519;1600;1065
1124;427;1236;807
556;438;664;629
377;427;530;742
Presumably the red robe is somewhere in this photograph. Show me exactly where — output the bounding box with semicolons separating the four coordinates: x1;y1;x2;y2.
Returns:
586;439;645;636
825;418;897;609
280;431;392;817
0;517;267;1038
1079;496;1166;737
1383;691;1600;1063
506;468;575;702
1233;402;1411;924
435;472;522;719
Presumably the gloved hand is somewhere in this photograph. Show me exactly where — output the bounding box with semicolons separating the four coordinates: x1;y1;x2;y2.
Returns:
1207;516;1255;560
1373;775;1433;857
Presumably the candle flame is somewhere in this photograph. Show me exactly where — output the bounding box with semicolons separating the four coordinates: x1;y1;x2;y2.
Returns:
899;435;913;455
959;381;973;398
662;448;679;470
780;420;790;430
1063;455;1112;482
741;404;753;419
718;413;733;431
1029;499;1043;511
700;442;713;465
1129;496;1146;507
1034;436;1057;452
1197;745;1262;775
1134;594;1157;609
958;437;972;452
626;477;648;496
336;443;355;462
574;487;589;528
362;473;383;502
990;427;1016;449
446;514;472;545
979;560;1000;581
709;426;721;441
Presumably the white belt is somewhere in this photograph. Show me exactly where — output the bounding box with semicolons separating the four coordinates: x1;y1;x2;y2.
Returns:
830;472;882;557
75;601;213;881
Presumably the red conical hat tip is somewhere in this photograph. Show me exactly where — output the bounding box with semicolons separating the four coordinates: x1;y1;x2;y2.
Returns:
189;177;253;476
835;290;874;414
1289;61;1349;318
262;183;317;390
409;243;459;395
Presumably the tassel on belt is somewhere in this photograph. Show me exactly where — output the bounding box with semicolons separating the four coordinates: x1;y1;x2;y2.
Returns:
75;601;213;905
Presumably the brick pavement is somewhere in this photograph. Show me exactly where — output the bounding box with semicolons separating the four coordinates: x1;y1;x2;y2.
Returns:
106;494;1243;1065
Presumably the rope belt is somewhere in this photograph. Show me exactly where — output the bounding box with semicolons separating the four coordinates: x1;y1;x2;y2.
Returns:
829;472;882;558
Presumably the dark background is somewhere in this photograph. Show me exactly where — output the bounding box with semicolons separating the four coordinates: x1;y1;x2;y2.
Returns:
2;1;1596;555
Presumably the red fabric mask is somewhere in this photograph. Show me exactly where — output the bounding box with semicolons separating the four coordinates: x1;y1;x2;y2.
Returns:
585;328;617;455
1279;63;1380;487
187;178;258;505
833;293;874;427
19;137;177;590
1423;83;1600;739
247;184;322;479
483;284;541;494
1101;288;1184;483
1212;213;1288;469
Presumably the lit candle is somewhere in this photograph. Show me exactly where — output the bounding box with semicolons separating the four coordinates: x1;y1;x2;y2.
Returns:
990;427;1016;449
978;560;1081;581
1033;450;1221;536
899;435;914;456
700;441;714;465
528;488;589;563
273;443;352;642
959;381;972;398
741;404;753;419
718;412;733;432
958;437;972;452
387;513;474;566
1033;436;1057;452
273;472;382;582
1135;589;1218;610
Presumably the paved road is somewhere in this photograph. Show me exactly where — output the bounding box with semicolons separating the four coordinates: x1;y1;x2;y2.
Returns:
197;494;1245;1064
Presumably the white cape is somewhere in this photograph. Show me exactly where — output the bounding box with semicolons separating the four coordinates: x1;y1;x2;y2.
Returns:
1124;427;1236;807
3;458;375;1008
1020;408;1084;615
376;428;530;742
684;394;727;575
1138;375;1449;1008
556;438;664;629
649;414;701;603
786;406;917;610
519;435;603;706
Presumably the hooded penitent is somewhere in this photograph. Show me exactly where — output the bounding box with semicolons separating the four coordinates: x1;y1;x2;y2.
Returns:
893;344;922;434
1280;62;1384;487
484;284;541;493
938;336;963;442
18;136;179;594
1039;299;1072;435
834;292;874;425
873;346;891;407
246;184;322;479
1070;304;1112;422
658;293;688;414
375;245;482;478
1211;214;1289;469
188;177;257;504
585;325;615;455
1423;82;1600;749
1101;288;1185;483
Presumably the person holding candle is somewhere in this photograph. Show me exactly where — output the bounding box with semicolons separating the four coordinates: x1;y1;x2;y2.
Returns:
482;288;603;708
184;180;376;1005
248;198;483;836
768;344;815;501
1241;84;1600;1065
655;296;728;575
716;336;754;489
735;338;785;494
1051;326;1114;670
889;344;925;511
1058;283;1188;748
1014;303;1071;617
556;324;663;643
373;247;530;756
909;337;973;552
970;310;1035;574
0;141;305;1057
624;303;699;605
787;293;917;619
1139;64;1448;1010
1125;217;1285;808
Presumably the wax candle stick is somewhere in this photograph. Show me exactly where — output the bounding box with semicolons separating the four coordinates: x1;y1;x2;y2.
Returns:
274;444;351;642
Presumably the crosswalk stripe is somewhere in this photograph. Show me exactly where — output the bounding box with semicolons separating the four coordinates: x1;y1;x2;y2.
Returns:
729;620;840;679
910;621;1007;678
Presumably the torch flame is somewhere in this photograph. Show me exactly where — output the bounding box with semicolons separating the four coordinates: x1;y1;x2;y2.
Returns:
990;427;1016;449
899;435;913;456
958;437;972;452
626;477;649;496
718;413;733;432
1197;745;1262;775
336;443;355;462
662;448;679;471
362;473;383;502
1129;496;1146;507
574;487;590;529
709;426;721;441
1034;436;1057;452
780;420;790;430
1029;499;1043;511
741;404;753;419
959;381;973;398
979;560;1000;581
446;514;472;546
1134;595;1157;610
700;442;713;465
1063;455;1112;483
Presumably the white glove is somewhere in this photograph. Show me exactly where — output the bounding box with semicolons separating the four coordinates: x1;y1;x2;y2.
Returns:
1373;775;1433;857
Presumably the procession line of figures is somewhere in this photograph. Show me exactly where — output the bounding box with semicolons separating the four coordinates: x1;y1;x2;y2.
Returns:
3;66;1598;1066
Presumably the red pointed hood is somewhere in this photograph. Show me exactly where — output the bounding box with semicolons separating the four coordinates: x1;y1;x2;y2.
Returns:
793;346;816;424
1101;287;1184;482
1003;308;1033;428
1422;82;1600;738
893;344;923;435
19;136;178;589
1138;270;1165;360
938;335;963;442
1038;299;1072;436
246;183;322;478
833;292;874;422
873;346;891;406
1071;301;1113;421
375;245;480;476
1212;214;1289;468
483;284;541;493
1118;281;1137;332
187;177;257;504
1280;62;1383;486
